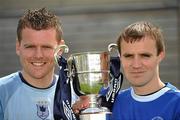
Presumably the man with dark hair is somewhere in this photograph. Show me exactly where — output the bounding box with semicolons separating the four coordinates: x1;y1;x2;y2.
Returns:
112;21;180;120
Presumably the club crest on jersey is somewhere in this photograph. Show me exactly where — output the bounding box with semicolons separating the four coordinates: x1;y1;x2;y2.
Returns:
36;101;49;120
152;116;164;120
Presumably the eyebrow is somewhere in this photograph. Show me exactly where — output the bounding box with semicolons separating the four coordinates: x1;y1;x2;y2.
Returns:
122;52;153;57
140;53;152;56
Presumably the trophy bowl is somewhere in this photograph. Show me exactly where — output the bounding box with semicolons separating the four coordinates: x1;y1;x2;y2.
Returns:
69;51;109;94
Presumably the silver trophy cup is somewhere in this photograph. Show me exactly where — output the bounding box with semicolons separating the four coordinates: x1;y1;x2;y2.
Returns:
54;44;118;120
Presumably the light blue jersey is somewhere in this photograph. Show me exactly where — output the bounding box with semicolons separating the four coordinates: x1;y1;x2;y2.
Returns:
0;72;58;120
111;83;180;120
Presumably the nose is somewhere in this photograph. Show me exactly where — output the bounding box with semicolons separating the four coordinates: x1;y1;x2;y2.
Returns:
34;48;43;58
131;57;142;68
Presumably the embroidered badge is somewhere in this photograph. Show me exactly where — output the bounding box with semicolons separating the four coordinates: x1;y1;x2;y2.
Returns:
36;101;49;120
152;116;164;120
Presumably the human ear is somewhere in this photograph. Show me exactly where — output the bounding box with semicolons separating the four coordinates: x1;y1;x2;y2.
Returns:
16;39;20;56
59;39;65;45
158;51;165;62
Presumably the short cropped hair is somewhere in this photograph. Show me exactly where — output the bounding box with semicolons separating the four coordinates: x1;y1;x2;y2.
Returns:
117;21;165;55
17;8;63;42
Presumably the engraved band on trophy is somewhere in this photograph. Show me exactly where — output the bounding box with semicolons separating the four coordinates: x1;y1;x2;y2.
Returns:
54;43;119;120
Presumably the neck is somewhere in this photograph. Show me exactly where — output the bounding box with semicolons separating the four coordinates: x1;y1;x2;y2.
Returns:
133;78;165;96
21;71;54;89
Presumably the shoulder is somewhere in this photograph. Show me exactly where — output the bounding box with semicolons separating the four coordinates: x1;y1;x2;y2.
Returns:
112;88;132;108
116;88;131;99
165;83;180;97
0;72;21;90
0;72;20;83
166;89;180;114
166;88;180;98
165;82;179;90
162;85;180;106
0;72;22;102
119;87;131;94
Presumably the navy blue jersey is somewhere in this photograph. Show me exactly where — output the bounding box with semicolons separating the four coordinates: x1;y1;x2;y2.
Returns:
54;57;77;120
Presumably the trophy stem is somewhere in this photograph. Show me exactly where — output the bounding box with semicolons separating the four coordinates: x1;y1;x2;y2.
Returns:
80;94;111;120
80;94;100;114
89;94;99;108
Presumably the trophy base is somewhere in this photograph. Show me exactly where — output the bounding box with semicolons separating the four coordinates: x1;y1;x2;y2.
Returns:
80;112;111;120
80;107;111;120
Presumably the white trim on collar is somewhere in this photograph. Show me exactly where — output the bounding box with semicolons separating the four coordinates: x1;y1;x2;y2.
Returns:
131;87;170;102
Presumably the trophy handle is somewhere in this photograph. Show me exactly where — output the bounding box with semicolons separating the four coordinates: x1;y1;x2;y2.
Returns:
67;56;74;78
108;43;121;78
108;43;119;55
54;44;69;65
68;56;85;96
